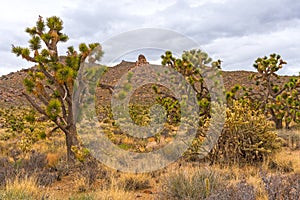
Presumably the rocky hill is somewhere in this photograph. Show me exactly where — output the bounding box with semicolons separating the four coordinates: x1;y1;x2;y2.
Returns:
0;59;294;109
0;68;30;108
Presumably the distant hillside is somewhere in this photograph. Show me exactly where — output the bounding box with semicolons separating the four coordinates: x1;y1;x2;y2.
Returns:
0;68;30;107
0;61;294;108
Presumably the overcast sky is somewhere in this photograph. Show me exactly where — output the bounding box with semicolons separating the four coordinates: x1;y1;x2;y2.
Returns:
1;0;300;76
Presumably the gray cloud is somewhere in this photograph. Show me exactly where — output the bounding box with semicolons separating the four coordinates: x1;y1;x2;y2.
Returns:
0;0;300;75
154;0;300;43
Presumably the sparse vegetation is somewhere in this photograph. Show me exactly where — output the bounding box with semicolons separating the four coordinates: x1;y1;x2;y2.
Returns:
228;53;300;129
0;15;299;200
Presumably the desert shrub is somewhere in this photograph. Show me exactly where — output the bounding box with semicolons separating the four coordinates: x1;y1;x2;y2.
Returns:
155;96;181;125
36;171;60;186
161;169;222;199
78;157;102;187
0;157;15;186
278;129;300;150
128;104;151;126
0;107;25;133
268;158;294;173
0;107;53;153
207;179;256;200
261;173;300;200
118;174;151;191
207;100;282;165
22;151;47;173
189;100;281;165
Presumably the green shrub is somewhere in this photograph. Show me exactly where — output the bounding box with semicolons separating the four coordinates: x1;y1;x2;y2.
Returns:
209;100;281;165
0;107;54;153
190;100;282;165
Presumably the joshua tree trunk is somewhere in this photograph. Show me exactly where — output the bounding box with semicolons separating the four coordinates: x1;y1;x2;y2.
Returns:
274;118;283;129
65;123;79;163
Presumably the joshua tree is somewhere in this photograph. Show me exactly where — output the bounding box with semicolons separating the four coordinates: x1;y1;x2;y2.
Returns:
228;53;300;129
12;16;102;162
160;49;222;120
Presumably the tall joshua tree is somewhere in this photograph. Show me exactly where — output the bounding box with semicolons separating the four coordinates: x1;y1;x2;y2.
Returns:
12;16;102;163
228;53;300;129
251;54;300;129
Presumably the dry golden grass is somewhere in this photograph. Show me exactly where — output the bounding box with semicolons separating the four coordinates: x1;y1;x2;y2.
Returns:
35;166;154;200
0;151;299;199
116;173;152;191
0;116;300;199
95;189;136;200
247;177;267;200
270;148;300;173
1;176;42;200
277;128;300;149
46;153;61;168
161;163;271;199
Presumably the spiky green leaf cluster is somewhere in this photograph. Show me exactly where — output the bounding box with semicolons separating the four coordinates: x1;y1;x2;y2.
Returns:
24;78;35;93
160;49;223;121
46;99;61;120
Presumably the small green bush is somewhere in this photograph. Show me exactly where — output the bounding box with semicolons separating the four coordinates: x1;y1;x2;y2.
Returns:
210;100;282;165
0;107;54;153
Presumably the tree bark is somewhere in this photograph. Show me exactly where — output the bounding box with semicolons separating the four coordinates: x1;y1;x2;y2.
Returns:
274;118;283;129
65;124;80;163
